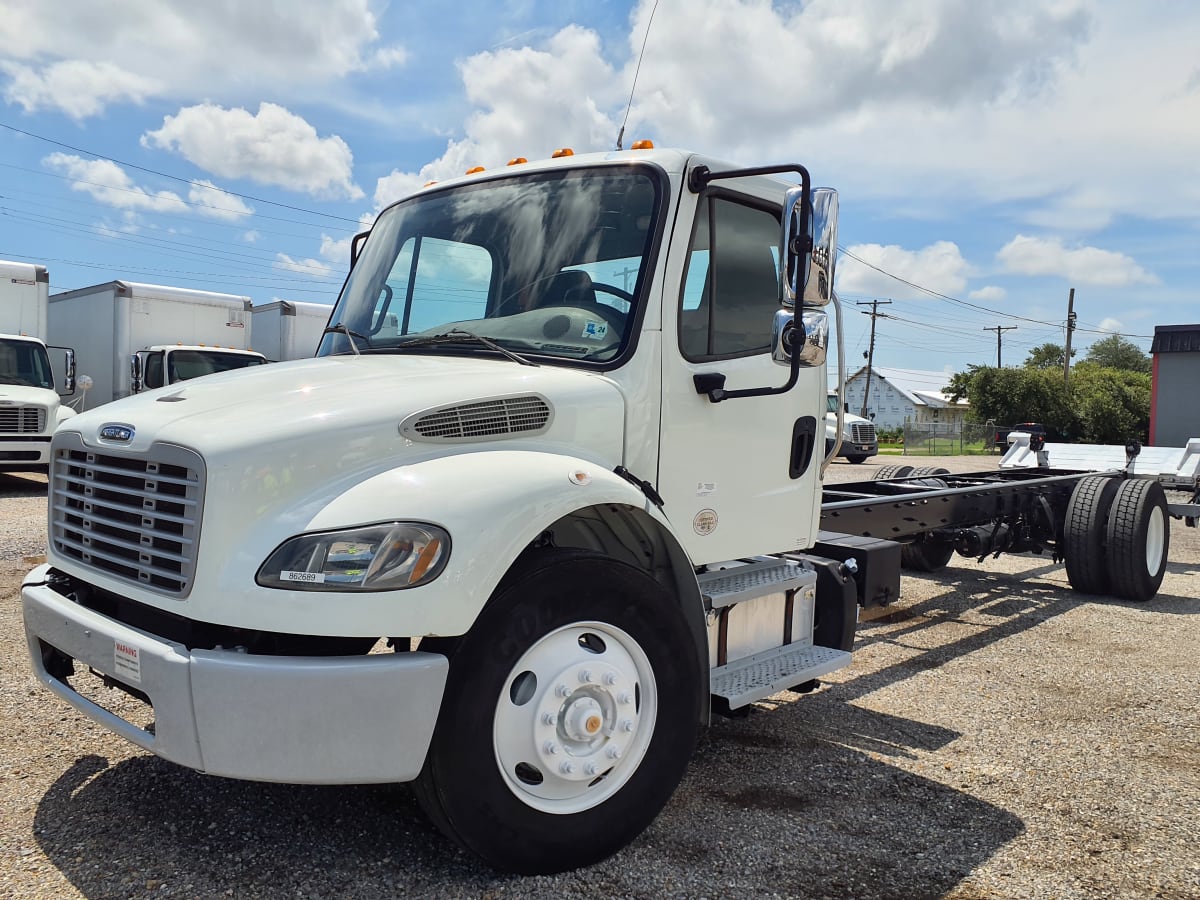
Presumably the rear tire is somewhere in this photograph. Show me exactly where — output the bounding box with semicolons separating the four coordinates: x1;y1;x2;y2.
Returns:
873;464;914;480
1105;479;1170;602
846;455;870;464
1063;475;1120;595
413;549;702;874
907;466;950;477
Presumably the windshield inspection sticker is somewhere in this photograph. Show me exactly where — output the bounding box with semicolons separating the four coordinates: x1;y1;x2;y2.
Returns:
114;640;142;684
581;320;608;340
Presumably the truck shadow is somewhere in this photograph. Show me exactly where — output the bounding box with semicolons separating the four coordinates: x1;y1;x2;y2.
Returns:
32;725;1021;900
0;471;48;497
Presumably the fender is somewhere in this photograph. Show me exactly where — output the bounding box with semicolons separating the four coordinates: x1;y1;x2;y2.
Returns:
220;449;705;641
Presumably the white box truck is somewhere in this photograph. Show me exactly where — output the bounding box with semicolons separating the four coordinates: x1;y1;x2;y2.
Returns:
22;146;1198;874
48;281;268;408
251;299;332;362
0;259;76;471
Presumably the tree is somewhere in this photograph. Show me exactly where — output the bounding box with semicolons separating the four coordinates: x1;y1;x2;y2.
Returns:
1069;362;1151;443
1083;334;1151;374
1024;342;1074;370
947;365;1072;428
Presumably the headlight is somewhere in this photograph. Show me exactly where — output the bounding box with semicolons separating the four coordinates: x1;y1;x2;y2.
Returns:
256;522;450;592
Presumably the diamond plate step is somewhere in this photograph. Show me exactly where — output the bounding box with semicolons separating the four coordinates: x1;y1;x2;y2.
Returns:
710;643;852;710
698;559;808;610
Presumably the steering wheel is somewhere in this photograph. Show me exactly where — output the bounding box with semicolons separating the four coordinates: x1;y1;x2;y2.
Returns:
585;283;634;329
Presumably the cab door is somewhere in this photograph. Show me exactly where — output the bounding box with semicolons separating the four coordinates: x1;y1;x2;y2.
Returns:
657;183;824;565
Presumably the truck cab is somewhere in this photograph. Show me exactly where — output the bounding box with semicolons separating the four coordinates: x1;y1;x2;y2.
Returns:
825;390;878;463
131;344;268;392
0;333;77;470
22;146;880;873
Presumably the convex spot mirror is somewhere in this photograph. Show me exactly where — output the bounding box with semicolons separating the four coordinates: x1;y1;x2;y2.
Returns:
780;187;838;308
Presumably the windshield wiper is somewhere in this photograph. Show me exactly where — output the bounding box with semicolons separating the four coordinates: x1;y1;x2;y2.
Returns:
394;330;538;367
321;323;372;356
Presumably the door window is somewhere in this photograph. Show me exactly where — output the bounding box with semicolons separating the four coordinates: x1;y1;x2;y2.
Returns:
679;196;780;360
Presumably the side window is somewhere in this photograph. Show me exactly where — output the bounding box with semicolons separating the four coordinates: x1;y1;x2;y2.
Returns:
679;196;781;359
371;236;492;337
144;352;164;389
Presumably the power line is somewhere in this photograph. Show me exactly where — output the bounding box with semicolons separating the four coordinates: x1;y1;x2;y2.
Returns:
983;325;1018;367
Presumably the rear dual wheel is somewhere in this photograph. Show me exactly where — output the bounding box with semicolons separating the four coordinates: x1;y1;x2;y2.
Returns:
414;550;701;874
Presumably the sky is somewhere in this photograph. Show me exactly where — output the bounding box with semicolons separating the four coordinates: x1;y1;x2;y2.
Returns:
1;0;1197;394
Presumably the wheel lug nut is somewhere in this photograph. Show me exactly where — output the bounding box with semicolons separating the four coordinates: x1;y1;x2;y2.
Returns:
541;713;556;726
578;669;593;683
543;740;558;755
617;692;632;705
621;718;634;733
606;745;622;760
559;761;575;775
556;683;571;698
603;672;618;685
585;762;600;776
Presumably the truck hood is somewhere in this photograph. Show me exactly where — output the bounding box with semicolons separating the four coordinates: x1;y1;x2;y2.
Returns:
60;354;627;470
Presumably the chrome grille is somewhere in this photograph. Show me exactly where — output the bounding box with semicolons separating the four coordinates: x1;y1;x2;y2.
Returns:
50;436;204;596
403;396;552;442
0;405;46;433
851;423;876;443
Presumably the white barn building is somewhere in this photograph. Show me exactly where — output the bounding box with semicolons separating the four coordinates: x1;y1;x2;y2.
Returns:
842;366;970;432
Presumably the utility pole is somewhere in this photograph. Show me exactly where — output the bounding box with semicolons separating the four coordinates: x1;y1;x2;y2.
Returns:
857;299;892;417
1063;287;1076;386
983;324;1018;367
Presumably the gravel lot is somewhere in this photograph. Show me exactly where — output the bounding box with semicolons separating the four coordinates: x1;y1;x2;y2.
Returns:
2;457;1198;899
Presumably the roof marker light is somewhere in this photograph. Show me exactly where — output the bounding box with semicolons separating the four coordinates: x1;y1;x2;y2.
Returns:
465;166;485;174
423;181;438;187
631;139;655;150
507;157;528;166
551;148;574;158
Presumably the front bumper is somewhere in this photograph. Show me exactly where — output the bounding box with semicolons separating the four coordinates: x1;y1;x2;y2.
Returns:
0;435;51;467
22;566;448;784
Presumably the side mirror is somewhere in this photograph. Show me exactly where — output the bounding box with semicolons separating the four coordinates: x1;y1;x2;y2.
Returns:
63;348;76;395
130;353;143;394
780;187;838;308
772;308;827;367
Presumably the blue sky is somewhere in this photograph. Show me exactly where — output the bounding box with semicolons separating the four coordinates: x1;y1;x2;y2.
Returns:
0;0;1197;387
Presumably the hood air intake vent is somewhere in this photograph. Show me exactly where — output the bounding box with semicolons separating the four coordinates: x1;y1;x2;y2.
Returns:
402;395;552;442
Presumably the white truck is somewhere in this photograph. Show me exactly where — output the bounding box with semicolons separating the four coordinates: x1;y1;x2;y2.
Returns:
48;281;268;408
826;389;877;463
22;147;1197;875
0;260;77;471
251;299;333;362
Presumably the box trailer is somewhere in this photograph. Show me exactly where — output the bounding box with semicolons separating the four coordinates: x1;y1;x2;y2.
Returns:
0;259;76;471
251;300;332;362
48;281;268;407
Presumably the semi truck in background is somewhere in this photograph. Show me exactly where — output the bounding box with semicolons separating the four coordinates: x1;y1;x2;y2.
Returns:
21;146;1198;875
251;299;332;362
0;260;76;471
48;281;268;408
826;389;877;463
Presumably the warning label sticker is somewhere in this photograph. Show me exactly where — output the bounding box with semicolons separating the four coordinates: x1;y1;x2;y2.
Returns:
114;640;142;684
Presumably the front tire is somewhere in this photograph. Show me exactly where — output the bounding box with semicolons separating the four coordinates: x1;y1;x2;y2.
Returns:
413;550;702;874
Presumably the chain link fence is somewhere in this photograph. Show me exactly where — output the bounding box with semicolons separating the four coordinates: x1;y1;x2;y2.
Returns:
899;422;998;455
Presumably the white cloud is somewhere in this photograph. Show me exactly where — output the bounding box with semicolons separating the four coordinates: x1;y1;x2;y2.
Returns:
187;180;254;221
374;25;620;209
43;153;253;222
838;241;971;300
44;153;187;214
996;235;1157;287
968;285;1007;302
243;231;260;243
0;0;402;118
2;60;158;120
143;103;363;200
274;253;334;279
1097;317;1124;333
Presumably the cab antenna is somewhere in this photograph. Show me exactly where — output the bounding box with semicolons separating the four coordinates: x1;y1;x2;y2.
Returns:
616;0;660;151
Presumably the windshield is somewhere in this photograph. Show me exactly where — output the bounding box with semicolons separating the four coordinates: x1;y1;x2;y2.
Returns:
318;166;664;364
165;349;266;383
826;394;840;414
0;338;54;389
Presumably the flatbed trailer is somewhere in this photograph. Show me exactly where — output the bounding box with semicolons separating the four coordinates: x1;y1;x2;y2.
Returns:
816;434;1200;605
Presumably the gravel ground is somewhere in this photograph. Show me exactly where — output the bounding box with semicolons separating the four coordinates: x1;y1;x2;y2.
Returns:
2;458;1198;899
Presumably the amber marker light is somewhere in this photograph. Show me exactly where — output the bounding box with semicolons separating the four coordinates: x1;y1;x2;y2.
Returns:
507;157;528;166
465;166;485;174
409;538;444;584
423;181;438;187
631;140;655;150
551;148;574;158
